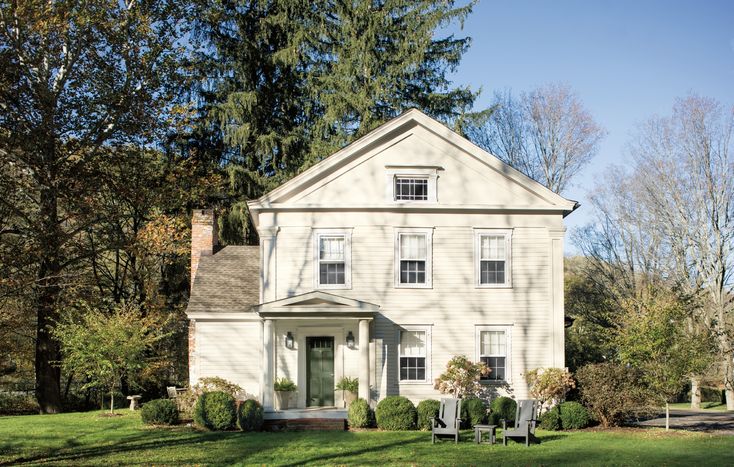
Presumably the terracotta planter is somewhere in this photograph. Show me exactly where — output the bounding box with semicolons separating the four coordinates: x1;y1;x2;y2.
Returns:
274;391;294;410
342;390;358;408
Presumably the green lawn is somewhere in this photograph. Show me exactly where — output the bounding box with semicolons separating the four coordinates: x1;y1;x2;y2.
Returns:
1;411;732;466
669;402;731;411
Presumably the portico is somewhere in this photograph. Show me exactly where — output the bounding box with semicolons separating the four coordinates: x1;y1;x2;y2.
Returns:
255;291;378;411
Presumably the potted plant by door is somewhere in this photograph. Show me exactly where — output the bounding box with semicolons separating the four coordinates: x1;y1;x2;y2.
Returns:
274;378;297;410
335;377;359;408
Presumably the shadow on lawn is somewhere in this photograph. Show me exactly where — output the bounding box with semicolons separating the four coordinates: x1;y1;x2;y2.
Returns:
3;430;249;466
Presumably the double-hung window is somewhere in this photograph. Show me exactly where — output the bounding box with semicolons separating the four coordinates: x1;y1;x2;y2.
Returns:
476;326;511;382
395;228;433;288
399;327;431;382
475;229;512;287
313;229;352;289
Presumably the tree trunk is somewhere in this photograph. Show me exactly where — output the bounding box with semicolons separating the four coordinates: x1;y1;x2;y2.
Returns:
726;389;734;411
690;377;701;409
34;187;63;414
110;389;115;414
665;402;670;431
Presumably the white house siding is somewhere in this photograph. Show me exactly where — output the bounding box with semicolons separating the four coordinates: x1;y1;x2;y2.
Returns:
268;211;561;403
196;320;262;398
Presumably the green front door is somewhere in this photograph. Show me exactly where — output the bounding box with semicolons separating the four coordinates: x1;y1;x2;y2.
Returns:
306;336;335;407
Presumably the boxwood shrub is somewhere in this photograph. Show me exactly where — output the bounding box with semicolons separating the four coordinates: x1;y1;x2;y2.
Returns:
489;396;517;425
559;401;591;429
539;406;561;431
348;398;373;428
460;397;487;428
237;399;264;432
194;391;236;431
141;399;179;426
375;396;416;430
416;399;440;431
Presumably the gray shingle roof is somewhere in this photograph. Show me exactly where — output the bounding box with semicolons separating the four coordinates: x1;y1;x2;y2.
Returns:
187;246;260;313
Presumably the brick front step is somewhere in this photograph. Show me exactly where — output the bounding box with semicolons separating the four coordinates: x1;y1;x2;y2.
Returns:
264;418;347;432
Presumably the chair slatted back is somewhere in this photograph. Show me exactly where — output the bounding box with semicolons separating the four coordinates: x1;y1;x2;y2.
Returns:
514;400;537;430
439;398;461;429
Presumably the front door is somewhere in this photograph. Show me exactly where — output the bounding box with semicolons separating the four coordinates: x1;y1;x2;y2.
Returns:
306;336;335;407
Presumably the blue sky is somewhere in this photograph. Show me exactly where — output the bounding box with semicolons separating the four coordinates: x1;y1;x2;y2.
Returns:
445;0;734;252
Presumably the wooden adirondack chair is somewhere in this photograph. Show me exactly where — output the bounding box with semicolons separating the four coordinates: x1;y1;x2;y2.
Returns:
431;398;463;443
502;399;540;446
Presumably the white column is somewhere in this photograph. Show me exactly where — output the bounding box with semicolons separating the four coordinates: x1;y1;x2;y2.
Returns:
358;319;371;401
262;318;275;410
549;228;566;368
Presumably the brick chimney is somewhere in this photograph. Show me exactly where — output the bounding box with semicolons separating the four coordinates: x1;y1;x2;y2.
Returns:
191;209;218;288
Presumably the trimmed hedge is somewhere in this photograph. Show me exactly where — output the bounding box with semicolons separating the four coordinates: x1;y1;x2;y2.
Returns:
375;396;416;430
193;391;236;431
460;397;487;428
489;397;517;425
559;401;591;430
141;399;179;426
237;399;263;432
416;399;440;431
539;406;561;431
348;398;373;428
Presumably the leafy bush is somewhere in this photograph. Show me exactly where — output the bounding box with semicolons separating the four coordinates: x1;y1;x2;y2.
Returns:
141;399;178;425
558;401;591;429
576;362;654;427
335;377;359;393
416;399;440;431
700;387;724;403
274;378;297;392
525;367;576;408
460;397;487;428
348;398;373;428
539;406;562;431
178;377;245;419
434;356;489;398
237;399;263;432
0;392;39;415
193;391;236;431
375;396;416;430
490;396;517;425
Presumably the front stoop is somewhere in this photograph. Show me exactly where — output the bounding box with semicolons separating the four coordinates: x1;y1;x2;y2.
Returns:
264;417;347;431
263;408;348;431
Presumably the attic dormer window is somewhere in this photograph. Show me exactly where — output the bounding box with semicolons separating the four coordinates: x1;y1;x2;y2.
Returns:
385;166;440;203
395;177;428;201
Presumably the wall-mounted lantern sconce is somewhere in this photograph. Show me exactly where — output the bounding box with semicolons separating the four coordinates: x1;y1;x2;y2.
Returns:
285;332;294;350
346;331;355;349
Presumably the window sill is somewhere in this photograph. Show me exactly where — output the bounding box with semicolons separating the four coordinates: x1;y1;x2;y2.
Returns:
479;379;511;385
475;284;513;289
399;380;432;385
316;285;351;290
395;283;433;289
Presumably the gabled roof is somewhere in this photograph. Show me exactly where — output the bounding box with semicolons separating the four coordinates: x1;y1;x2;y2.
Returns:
247;108;578;225
255;291;379;319
187;246;260;314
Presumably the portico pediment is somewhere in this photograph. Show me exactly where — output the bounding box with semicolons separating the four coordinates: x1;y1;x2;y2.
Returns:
255;291;379;319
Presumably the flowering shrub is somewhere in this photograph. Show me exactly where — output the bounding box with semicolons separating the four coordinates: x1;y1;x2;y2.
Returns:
433;355;490;398
525;367;575;411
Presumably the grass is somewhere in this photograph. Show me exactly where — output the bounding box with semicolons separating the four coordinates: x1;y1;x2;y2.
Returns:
1;411;733;466
669;402;731;412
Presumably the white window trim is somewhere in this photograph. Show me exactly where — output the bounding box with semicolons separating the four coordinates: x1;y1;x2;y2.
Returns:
475;325;512;384
312;228;352;290
385;167;439;204
394;227;433;289
474;228;513;288
397;325;432;384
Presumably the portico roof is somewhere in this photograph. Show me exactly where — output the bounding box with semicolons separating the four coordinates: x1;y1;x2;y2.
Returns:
254;291;379;319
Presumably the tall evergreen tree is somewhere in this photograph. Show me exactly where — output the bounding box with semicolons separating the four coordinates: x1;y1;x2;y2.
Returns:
192;1;479;243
